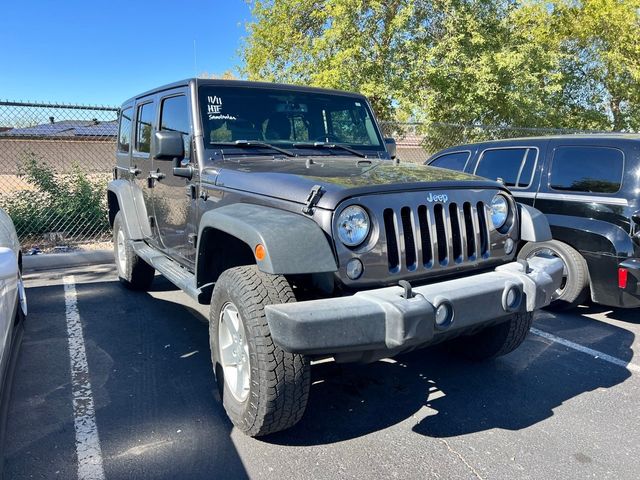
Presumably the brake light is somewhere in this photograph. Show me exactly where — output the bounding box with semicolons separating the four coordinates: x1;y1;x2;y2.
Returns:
618;268;628;289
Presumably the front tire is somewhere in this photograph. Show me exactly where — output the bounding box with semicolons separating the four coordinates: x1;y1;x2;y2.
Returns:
113;211;155;291
209;265;310;437
451;312;534;361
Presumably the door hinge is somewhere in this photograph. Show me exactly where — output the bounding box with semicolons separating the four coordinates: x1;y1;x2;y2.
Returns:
149;216;156;228
188;233;198;246
302;184;324;215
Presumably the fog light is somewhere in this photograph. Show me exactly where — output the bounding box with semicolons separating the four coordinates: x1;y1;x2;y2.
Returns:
346;258;363;280
505;237;514;255
435;302;453;328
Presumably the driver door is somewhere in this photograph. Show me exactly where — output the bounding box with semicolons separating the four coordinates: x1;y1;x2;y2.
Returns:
152;90;197;265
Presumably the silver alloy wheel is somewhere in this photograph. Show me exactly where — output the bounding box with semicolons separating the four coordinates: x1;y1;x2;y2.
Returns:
527;248;568;299
218;302;251;402
116;228;127;274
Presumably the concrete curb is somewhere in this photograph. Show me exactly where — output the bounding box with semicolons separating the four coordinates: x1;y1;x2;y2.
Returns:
23;249;113;272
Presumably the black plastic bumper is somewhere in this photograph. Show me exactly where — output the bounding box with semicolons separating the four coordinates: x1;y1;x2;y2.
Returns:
265;256;563;355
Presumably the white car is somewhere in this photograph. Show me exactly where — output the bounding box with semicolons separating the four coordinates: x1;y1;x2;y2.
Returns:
0;208;26;398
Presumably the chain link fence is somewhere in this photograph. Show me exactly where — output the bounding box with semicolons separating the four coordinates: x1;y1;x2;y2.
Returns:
0;101;118;249
0;100;623;249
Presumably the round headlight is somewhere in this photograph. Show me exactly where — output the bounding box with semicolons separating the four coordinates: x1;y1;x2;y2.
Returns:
490;194;509;229
337;205;370;247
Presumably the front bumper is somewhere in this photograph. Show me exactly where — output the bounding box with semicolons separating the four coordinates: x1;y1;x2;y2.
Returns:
265;256;563;355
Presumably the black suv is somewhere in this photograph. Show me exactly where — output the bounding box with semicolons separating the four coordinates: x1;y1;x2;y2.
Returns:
427;135;640;310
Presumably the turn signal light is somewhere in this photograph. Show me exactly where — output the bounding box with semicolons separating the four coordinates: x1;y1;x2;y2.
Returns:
618;267;628;289
255;244;266;261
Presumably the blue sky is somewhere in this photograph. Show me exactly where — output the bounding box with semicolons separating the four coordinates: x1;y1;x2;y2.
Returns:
0;0;252;106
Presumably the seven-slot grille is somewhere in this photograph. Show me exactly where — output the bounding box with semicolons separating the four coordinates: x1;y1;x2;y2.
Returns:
383;201;490;273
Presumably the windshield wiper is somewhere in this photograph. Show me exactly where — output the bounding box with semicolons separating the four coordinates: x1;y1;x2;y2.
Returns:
292;142;367;158
210;140;296;157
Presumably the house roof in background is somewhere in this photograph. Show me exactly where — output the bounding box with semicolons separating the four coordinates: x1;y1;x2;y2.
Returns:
0;120;117;137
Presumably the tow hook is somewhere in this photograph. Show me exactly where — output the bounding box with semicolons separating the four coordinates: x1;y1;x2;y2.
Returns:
399;280;414;299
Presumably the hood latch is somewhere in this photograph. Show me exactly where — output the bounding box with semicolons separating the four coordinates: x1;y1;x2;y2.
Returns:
302;184;324;215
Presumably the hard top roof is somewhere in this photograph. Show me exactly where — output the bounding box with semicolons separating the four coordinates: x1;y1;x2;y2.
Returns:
433;133;640;156
121;78;367;107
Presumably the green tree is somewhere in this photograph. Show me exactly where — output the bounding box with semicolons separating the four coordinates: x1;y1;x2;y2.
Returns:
243;0;417;120
242;0;640;130
557;0;640;130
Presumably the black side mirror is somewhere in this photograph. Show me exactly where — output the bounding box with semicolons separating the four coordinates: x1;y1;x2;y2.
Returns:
154;130;185;161
385;137;397;160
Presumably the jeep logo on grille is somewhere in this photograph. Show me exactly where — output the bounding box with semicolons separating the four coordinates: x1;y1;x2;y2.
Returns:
426;193;448;203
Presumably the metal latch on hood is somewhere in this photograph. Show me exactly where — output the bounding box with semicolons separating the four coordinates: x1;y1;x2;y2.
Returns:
302;184;324;215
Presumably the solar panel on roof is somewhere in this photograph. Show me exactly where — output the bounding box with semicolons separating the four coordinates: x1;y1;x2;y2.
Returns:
74;122;118;136
0;120;112;137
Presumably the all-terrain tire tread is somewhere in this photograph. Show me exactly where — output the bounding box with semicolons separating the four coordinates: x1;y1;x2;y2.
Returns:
210;265;310;437
455;312;534;361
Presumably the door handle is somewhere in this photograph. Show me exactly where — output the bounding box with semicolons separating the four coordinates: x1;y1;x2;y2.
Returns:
129;166;141;176
147;170;166;188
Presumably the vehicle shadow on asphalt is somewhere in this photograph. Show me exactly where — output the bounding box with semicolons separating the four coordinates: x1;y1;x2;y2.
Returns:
267;321;633;445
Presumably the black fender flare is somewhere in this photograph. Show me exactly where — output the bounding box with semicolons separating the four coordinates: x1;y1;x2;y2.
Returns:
196;204;338;278
518;203;552;243
106;180;152;240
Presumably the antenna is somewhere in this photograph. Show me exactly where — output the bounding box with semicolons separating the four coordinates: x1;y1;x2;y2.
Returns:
193;40;198;77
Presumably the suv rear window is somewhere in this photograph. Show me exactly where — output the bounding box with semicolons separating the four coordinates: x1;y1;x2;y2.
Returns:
550;146;624;193
475;148;536;188
429;151;470;171
135;102;155;154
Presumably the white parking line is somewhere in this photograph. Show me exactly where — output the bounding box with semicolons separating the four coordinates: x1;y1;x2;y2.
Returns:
64;275;106;480
531;327;640;374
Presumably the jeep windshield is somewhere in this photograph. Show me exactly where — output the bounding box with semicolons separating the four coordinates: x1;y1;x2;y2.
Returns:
198;86;386;158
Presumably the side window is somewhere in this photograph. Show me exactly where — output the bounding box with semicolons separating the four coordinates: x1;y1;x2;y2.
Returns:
550;146;623;193
475;148;535;188
429;151;470;172
135;102;155;154
117;107;133;153
160;95;191;159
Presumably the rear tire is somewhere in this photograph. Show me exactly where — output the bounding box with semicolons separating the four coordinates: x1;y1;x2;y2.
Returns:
113;211;155;291
209;265;310;437
451;312;534;361
518;240;588;311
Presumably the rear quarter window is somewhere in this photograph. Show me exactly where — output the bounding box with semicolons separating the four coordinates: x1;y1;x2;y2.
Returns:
549;146;624;194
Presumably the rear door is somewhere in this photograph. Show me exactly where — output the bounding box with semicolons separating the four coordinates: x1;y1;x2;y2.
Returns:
131;97;158;243
535;142;627;228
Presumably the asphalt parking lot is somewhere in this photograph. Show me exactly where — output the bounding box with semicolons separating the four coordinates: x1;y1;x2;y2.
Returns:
1;264;639;480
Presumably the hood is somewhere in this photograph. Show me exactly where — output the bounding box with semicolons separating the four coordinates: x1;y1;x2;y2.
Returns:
207;156;503;209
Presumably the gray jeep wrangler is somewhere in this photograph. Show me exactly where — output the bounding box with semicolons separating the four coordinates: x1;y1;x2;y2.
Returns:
108;78;563;437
